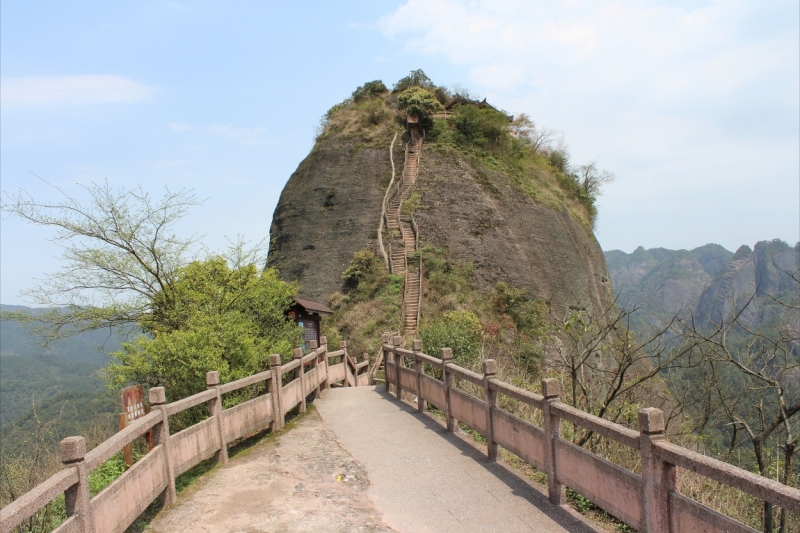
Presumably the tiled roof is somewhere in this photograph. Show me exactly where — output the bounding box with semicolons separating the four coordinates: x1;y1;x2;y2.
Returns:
294;297;333;315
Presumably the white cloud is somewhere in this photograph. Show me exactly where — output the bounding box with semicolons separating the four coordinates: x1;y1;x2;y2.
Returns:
379;0;800;251
0;75;159;108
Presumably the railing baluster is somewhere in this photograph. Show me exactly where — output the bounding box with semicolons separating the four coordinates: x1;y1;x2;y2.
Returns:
542;378;564;505
270;354;284;429
148;387;176;505
341;341;350;387
441;347;455;432
206;371;229;463
639;407;674;533
413;339;425;412
294;347;306;413
393;336;403;399
482;359;497;462
60;436;94;533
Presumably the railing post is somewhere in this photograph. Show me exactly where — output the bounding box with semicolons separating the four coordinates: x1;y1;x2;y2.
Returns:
542;378;564;505
441;347;455;432
307;339;320;399
270;354;284;430
482;359;498;462
148;387;176;505
206;371;229;464
639;407;675;533
413;339;425;412
341;341;350;387
381;332;391;391
393;336;403;400
60;436;94;533
319;336;329;392
293;347;306;413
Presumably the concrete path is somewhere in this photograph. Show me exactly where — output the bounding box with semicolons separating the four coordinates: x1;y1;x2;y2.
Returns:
149;407;395;533
316;386;599;533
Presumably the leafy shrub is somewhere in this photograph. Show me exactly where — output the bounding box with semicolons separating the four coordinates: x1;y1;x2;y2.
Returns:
352;80;388;102
449;105;510;150
420;310;483;367
548;147;570;173
397;86;444;119
341;249;390;301
393;69;434;92
359;98;390;126
492;282;549;335
107;259;300;404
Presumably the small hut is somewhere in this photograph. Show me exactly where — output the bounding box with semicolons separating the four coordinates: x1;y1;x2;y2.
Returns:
287;297;332;349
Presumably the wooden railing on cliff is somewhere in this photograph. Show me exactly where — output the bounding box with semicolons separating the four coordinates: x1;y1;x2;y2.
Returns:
0;338;369;533
379;333;800;533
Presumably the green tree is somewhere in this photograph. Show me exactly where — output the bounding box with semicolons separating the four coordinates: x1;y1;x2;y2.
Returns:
1;180;201;340
397;86;444;120
2;180;301;400
393;69;434;92
107;258;299;401
420;310;483;368
352;80;387;102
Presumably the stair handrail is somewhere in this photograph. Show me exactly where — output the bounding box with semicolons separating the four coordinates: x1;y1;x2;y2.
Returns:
378;132;398;270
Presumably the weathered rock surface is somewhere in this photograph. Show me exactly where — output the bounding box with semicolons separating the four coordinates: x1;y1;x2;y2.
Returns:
268;132;614;318
412;145;614;318
267;137;401;303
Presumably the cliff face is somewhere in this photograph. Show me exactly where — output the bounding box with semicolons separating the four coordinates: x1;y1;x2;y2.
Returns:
267;135;399;302
268;128;614;318
410;144;614;318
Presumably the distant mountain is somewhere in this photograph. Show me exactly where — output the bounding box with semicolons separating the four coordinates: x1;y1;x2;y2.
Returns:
604;240;799;334
0;306;126;443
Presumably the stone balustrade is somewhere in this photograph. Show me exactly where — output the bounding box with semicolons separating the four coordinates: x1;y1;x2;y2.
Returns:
0;337;371;533
380;333;800;533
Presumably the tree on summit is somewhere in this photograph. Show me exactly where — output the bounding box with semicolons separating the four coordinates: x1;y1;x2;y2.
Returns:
397;86;444;120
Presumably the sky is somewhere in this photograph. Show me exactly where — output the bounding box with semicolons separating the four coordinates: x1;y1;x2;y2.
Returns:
1;0;798;306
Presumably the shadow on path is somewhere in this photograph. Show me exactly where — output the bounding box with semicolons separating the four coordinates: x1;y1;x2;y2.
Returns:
362;387;599;532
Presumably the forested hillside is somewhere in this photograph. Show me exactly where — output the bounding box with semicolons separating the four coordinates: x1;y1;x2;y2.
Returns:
0;306;122;449
604;239;799;333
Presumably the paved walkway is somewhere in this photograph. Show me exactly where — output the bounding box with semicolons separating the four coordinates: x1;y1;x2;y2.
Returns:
149;386;599;533
149;404;395;533
316;386;598;533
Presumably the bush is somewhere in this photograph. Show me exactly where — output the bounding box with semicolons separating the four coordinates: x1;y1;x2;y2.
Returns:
107;259;300;404
352;80;388;102
420;310;483;367
449;105;510;150
397;86;444;120
393;69;434;92
360;99;390;126
341;249;390;301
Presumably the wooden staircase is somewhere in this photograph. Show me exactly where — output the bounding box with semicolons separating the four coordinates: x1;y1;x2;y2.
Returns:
386;123;423;338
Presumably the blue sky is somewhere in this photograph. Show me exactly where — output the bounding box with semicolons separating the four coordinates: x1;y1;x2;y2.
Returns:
1;0;798;305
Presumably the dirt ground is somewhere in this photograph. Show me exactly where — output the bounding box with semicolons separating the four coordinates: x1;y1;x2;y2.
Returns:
148;408;396;533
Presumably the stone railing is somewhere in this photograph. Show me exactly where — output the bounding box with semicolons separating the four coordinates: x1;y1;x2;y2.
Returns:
380;333;800;533
0;338;370;533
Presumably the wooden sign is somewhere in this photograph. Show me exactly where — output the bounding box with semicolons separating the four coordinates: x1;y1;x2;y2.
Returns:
119;385;152;467
121;385;146;423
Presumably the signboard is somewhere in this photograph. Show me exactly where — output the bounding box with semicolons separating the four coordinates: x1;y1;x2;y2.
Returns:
121;385;146;424
119;384;152;467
